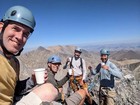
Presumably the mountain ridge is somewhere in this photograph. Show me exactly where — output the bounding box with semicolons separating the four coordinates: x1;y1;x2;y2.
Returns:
18;45;140;104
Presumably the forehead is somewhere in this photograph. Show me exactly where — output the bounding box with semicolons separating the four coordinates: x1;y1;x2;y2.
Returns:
101;54;108;57
75;51;81;54
51;63;61;65
9;21;31;32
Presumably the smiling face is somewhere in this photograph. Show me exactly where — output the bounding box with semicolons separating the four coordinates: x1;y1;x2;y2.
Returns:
0;21;31;54
74;51;81;58
101;54;108;63
48;63;61;73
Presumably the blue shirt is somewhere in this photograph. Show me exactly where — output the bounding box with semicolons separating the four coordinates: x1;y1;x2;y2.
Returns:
91;60;122;88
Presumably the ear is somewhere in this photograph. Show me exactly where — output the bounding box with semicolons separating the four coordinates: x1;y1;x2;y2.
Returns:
48;63;51;67
0;22;4;33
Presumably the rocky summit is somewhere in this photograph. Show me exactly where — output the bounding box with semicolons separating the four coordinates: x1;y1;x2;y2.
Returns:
18;45;140;105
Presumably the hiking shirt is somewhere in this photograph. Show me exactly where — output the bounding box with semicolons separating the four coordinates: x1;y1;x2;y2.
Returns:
0;52;36;105
69;57;87;80
46;68;70;101
0;54;19;104
91;60;122;88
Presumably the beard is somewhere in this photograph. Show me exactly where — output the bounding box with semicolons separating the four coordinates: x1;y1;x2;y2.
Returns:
74;56;80;60
101;58;108;63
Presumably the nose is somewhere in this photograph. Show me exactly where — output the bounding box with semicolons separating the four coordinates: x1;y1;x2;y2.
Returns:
15;31;23;41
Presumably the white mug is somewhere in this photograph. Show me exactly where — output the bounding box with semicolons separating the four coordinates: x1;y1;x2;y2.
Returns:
34;68;46;84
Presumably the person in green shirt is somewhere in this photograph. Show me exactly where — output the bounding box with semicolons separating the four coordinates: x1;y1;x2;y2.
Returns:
45;55;87;105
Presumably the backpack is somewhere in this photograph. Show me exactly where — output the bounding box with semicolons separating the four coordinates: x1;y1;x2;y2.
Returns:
70;57;83;69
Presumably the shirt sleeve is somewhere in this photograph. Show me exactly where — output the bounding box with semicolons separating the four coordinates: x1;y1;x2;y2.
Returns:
57;72;70;87
82;59;87;80
108;62;123;79
16;92;42;105
63;57;71;69
91;64;101;75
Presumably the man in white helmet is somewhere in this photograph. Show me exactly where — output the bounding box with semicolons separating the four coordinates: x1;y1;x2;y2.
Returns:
88;49;123;105
0;5;58;105
63;47;92;104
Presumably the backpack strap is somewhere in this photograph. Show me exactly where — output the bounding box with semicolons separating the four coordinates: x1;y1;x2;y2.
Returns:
70;57;73;69
12;56;20;72
80;57;83;69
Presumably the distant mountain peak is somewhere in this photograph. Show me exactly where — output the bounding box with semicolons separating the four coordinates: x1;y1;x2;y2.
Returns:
37;46;46;51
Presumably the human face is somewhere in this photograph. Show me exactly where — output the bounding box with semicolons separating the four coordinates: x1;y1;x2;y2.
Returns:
74;51;81;58
0;22;31;54
101;54;108;63
49;63;61;73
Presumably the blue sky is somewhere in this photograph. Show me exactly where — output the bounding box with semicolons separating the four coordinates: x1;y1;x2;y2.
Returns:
0;0;140;49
